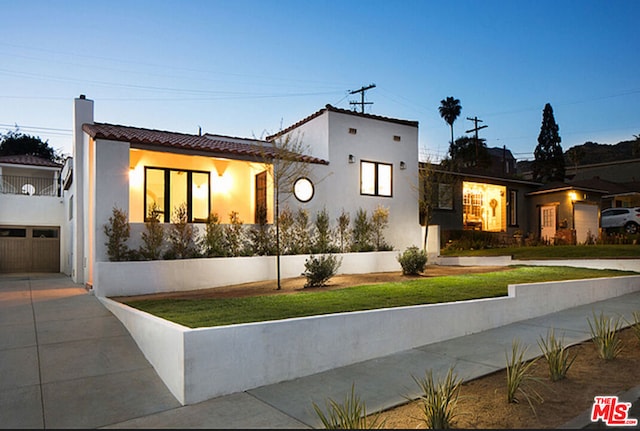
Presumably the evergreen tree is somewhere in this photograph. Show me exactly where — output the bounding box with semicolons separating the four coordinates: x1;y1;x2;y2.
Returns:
533;103;565;182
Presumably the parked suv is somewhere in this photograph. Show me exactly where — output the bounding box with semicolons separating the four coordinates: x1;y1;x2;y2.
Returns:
601;207;640;234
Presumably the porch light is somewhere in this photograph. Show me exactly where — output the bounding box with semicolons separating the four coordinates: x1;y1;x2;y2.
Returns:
129;165;143;188
399;161;406;170
569;191;578;202
212;173;232;194
348;154;355;164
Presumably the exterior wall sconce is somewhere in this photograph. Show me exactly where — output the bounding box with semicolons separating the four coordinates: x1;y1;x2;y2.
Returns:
399;161;406;170
348;154;355;163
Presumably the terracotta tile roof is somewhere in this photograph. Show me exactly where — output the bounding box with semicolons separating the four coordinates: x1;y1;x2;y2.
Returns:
82;123;328;165
0;154;62;168
266;104;419;141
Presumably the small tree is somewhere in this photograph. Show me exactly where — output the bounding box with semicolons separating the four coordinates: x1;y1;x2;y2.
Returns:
104;206;130;261
139;202;165;260
261;131;312;289
533;103;565;182
371;205;390;251
201;212;226;257
166;203;199;259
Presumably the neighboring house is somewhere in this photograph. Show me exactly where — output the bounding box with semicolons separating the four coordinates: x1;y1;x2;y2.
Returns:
525;181;607;244
69;96;422;288
422;147;541;238
0;154;68;273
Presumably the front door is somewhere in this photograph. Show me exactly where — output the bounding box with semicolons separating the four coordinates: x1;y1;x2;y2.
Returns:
541;205;556;243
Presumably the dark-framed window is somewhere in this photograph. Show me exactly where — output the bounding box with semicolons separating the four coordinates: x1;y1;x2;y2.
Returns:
255;171;268;224
360;160;392;197
144;167;210;223
508;189;518;226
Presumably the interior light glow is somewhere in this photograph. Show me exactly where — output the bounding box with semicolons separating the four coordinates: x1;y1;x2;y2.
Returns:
129;165;143;188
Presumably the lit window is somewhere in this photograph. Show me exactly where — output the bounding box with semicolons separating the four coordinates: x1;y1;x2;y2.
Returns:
144;167;210;222
360;161;392;197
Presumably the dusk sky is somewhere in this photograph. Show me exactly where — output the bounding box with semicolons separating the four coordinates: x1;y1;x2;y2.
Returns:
1;0;639;163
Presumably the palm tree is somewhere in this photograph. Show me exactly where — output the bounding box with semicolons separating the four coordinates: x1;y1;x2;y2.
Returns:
438;97;462;146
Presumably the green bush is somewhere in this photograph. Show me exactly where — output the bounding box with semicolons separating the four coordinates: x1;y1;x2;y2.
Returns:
397;246;428;275
505;339;544;412
371;205;391;251
201;212;226;257
166;203;200;259
139;202;165;260
336;209;351;253
303;254;342;288
224;211;247;257
351;208;374;252
104;206;130;261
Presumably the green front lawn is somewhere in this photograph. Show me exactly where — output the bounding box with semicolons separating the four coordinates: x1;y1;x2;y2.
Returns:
440;244;640;259
121;266;636;328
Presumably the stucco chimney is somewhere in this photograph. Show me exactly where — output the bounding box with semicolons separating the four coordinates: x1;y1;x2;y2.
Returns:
71;95;94;285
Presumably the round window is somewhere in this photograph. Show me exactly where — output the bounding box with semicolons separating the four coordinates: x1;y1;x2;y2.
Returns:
293;177;314;202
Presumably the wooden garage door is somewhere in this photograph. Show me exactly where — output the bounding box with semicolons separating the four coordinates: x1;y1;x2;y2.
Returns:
0;226;60;273
574;203;599;244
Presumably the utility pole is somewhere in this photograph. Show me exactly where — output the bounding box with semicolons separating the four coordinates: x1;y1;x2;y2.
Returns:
465;116;488;159
349;83;376;113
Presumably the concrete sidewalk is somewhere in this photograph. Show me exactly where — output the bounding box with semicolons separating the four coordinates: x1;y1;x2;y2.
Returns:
1;273;639;429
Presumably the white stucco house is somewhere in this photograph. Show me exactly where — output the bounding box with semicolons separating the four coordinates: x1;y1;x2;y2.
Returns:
62;95;421;293
0;154;69;273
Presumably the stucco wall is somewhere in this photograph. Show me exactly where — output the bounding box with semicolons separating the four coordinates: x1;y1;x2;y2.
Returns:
100;272;640;405
282;109;422;253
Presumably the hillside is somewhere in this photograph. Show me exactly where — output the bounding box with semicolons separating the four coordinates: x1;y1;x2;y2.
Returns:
517;138;640;173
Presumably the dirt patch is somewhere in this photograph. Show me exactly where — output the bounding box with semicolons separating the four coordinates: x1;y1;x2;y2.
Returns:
375;327;640;429
111;265;509;302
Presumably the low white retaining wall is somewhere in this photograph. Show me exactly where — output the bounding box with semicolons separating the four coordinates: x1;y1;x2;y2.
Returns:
100;273;640;405
437;256;640;273
94;251;400;297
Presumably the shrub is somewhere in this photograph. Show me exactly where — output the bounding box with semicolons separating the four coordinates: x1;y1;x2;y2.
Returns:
397;246;428;275
351;208;373;252
165;203;200;259
312;207;334;253
201;212;226;257
537;328;577;381
104;206;130;261
139;203;164;260
278;207;296;255
224;211;247;257
336;209;351;253
248;205;275;256
371;205;391;251
588;310;623;360
303;254;342;288
292;208;311;254
505;339;544;412
312;383;385;429
412;366;462;429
